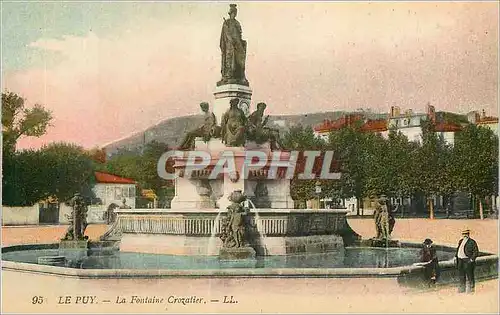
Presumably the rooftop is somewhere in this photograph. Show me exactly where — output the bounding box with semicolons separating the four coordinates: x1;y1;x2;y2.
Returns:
359;119;388;133
313;114;364;133
434;121;462;132
477;116;499;124
94;171;136;185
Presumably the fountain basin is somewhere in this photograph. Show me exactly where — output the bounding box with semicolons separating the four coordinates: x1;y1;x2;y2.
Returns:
2;243;497;289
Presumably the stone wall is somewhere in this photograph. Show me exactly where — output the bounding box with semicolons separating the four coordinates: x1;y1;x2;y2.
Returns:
397;252;499;288
58;203;72;224
59;203;106;224
1;205;40;225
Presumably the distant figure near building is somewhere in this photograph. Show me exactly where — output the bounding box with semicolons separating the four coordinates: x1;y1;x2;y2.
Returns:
455;229;479;293
119;198;131;209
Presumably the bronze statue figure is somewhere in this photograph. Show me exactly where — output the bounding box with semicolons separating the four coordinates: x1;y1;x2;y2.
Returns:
220;190;249;248
217;4;249;86
247;102;283;150
179;102;220;149
62;193;89;241
374;195;395;240
221;98;247;146
252;180;270;208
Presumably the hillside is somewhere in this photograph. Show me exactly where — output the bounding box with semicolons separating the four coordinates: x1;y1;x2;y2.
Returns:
103;111;387;155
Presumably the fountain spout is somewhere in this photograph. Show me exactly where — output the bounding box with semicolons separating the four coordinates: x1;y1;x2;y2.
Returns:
246;199;268;256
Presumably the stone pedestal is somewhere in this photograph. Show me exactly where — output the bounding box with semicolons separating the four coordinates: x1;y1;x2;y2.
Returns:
213;84;252;124
266;179;294;209
170;177;203;209
219;246;256;260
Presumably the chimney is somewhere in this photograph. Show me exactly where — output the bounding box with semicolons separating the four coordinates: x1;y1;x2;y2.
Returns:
427;103;436;123
467;111;478;124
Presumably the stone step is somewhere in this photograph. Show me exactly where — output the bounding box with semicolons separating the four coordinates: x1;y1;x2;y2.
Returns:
37;256;66;266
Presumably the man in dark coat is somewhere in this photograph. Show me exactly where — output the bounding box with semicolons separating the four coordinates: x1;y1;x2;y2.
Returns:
420;238;440;287
455;229;479;293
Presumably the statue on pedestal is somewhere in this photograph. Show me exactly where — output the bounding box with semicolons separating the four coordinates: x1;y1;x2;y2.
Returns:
247;102;283;150
179;102;220;149
221;98;247;146
374;195;395;240
217;4;249;87
220;190;249;248
62;193;89;241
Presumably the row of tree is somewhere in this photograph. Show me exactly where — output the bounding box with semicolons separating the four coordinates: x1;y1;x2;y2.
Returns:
283;121;498;217
2;143;97;206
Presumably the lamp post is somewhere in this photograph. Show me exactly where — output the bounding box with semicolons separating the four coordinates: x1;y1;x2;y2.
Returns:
315;180;322;209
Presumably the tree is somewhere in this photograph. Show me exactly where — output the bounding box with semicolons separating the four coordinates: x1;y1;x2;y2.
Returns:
452;124;498;218
39;142;97;202
414;121;454;218
2;143;96;206
327;126;372;214
363;132;389;197
281;124;325;150
281;125;326;206
2;149;47;206
381;130;420;200
2;91;52;153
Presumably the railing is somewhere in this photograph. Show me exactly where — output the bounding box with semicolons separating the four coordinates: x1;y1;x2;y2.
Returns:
101;210;348;239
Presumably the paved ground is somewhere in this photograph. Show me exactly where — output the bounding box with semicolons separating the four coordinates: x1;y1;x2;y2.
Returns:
2;218;499;313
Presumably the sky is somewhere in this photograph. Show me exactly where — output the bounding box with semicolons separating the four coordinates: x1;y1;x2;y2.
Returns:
2;1;498;149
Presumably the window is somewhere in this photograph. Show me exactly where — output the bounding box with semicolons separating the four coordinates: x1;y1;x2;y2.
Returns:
129;186;136;198
106;186;113;199
114;187;123;200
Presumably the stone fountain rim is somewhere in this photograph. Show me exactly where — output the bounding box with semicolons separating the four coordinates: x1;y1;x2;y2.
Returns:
113;208;350;214
2;242;497;280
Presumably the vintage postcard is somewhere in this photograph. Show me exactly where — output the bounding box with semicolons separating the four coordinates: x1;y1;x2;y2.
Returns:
1;1;499;314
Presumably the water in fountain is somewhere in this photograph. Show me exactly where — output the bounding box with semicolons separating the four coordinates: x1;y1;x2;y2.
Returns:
246;199;268;255
207;211;223;255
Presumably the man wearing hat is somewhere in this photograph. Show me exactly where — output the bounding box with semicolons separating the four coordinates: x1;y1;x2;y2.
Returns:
419;238;440;287
455;229;479;293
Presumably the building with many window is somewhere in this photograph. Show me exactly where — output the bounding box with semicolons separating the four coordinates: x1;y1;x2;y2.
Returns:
468;110;499;136
312;104;464;215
